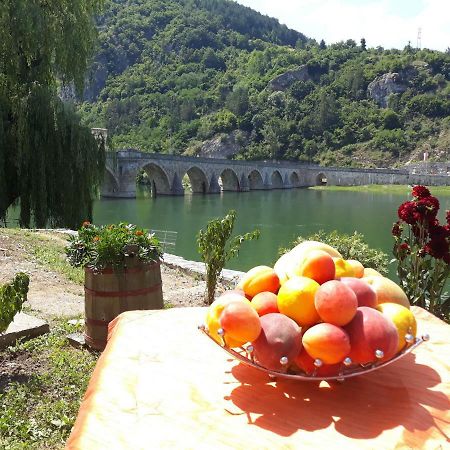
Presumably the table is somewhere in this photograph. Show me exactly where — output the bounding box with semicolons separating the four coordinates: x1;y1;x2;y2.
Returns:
66;307;450;450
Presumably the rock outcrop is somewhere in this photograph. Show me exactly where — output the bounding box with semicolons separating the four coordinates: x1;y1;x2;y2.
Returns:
269;65;311;91
367;72;407;108
197;130;249;159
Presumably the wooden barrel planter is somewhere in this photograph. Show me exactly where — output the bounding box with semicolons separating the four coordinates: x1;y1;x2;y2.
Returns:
84;260;163;350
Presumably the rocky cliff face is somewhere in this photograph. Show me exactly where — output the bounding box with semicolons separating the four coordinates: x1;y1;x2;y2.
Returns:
269;65;311;91
367;72;408;107
196;131;249;159
367;64;430;108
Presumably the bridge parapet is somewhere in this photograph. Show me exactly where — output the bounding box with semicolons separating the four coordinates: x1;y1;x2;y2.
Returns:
100;149;450;198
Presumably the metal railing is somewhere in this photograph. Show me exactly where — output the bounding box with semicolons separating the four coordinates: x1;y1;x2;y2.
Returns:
150;229;177;254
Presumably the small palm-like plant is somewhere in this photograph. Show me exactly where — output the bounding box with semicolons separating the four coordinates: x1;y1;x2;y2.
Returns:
0;273;30;333
197;210;260;305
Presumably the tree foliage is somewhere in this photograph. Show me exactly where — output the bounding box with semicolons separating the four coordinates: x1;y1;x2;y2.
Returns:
0;0;106;228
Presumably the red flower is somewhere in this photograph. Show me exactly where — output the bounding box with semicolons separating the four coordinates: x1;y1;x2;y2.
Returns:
415;196;439;222
411;185;431;199
429;224;447;240
82;221;91;227
398;201;417;224
427;237;449;259
392;221;402;237
400;242;410;251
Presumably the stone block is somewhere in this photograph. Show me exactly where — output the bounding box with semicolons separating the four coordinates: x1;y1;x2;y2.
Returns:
0;313;49;349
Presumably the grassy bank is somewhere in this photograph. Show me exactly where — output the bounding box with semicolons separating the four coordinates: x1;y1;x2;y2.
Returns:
0;321;98;449
0;230;95;449
2;229;83;285
309;185;450;196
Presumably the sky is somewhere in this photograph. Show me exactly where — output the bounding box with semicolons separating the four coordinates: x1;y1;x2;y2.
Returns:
234;0;450;51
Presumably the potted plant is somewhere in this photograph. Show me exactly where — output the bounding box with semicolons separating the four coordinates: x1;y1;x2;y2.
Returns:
66;222;163;350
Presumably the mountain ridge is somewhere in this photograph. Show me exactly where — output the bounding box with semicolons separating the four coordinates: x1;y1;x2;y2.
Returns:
79;0;450;168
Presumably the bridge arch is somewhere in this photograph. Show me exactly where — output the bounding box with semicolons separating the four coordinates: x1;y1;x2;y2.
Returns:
271;170;283;189
184;166;209;194
316;172;328;186
142;163;171;195
248;170;264;190
290;172;300;187
101;167;120;196
219;168;240;191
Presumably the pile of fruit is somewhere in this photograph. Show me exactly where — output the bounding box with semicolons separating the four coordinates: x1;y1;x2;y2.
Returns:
204;241;418;377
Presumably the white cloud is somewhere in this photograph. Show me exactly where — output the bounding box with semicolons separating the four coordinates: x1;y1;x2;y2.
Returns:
235;0;450;51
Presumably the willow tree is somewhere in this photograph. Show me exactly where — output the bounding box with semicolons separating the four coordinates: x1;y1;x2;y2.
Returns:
0;0;105;228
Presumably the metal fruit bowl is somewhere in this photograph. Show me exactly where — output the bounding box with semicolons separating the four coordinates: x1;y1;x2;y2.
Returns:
198;324;428;382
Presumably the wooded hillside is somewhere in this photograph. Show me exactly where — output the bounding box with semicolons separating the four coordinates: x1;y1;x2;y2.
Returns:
79;0;450;167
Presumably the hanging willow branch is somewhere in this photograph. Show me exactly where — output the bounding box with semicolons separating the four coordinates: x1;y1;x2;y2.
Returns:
0;0;105;229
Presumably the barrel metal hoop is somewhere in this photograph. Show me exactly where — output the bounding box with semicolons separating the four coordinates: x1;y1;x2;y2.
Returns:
83;333;106;351
84;283;161;297
85;262;160;275
85;317;110;327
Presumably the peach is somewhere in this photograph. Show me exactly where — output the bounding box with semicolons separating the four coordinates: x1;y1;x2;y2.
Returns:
302;323;351;365
289;241;342;260
252;313;302;371
344;306;399;364
340;277;377;308
363;276;410;309
363;267;383;277
294;348;341;377
206;293;251;347
277;276;321;327
333;257;357;278
273;252;292;285
219;301;261;344
346;260;365;278
251;291;279;316
296;249;336;285
314;280;358;326
286;242;342;280
237;265;280;298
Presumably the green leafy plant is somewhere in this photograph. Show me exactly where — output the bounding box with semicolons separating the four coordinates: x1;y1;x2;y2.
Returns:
280;230;389;275
197;210;260;305
0;273;30;333
392;185;449;322
66;222;162;270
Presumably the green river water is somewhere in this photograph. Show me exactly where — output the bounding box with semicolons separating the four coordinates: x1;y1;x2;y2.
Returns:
92;187;450;273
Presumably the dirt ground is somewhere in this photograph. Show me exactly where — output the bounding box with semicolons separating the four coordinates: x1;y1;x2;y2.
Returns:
0;231;225;319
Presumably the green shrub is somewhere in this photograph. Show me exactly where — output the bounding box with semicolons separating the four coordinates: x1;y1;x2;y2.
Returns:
0;273;29;333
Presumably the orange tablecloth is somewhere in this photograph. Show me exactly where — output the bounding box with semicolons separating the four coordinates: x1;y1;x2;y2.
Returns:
66;306;450;450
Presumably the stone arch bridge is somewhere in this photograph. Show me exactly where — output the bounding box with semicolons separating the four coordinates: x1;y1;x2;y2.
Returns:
102;150;449;198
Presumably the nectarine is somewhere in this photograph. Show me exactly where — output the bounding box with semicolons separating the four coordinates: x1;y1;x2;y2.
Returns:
345;306;399;364
340;277;377;308
252;313;302;371
302;323;351;365
314;280;358;326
